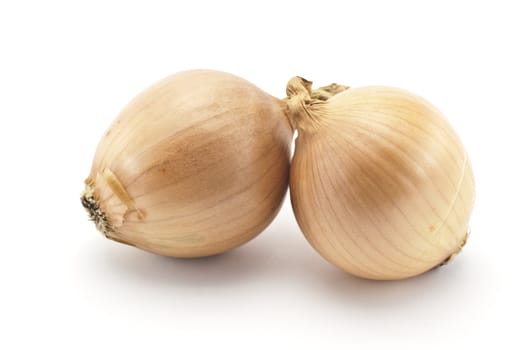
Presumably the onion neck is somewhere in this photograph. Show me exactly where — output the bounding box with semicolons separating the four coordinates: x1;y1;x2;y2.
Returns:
284;76;348;133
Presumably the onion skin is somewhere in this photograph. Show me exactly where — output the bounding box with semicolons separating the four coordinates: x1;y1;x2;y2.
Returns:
82;70;292;257
287;78;475;280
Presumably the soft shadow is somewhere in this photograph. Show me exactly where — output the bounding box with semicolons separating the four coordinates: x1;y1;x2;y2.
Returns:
83;224;484;308
86;238;277;287
306;254;481;310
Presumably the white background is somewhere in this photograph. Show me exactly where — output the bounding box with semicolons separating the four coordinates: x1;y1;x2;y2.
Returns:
1;0;525;349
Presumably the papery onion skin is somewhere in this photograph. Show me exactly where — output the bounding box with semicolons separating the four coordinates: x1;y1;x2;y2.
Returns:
287;78;475;280
82;70;292;257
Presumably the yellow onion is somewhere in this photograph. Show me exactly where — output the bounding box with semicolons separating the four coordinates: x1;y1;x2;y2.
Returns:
286;77;475;280
82;70;292;257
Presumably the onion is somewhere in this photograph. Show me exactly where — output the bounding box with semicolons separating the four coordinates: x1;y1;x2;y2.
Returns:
286;77;475;280
81;70;292;257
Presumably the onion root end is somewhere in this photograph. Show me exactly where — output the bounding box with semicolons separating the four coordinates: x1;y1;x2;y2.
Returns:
81;184;114;238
